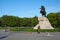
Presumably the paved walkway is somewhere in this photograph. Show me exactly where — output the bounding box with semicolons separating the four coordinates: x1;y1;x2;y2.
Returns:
0;30;60;40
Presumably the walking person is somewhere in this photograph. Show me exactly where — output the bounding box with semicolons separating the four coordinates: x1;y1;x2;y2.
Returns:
37;26;40;34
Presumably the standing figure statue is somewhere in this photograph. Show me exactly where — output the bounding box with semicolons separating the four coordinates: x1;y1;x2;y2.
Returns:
40;6;46;17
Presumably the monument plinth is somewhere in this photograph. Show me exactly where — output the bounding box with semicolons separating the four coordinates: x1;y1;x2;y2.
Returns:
34;6;54;29
34;16;54;29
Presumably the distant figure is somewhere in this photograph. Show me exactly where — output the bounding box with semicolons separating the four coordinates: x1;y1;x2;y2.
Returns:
40;6;46;17
37;26;40;34
5;27;7;32
5;25;10;32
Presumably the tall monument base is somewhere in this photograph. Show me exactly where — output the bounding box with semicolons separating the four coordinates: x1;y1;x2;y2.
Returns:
34;16;54;29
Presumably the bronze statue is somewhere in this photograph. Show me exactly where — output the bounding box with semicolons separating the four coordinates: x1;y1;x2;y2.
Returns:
40;6;46;17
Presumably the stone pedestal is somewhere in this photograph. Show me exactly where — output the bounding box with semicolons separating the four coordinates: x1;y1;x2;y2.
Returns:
34;16;54;29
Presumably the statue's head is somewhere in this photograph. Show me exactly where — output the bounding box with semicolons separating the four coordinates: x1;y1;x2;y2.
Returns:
40;6;45;10
41;6;45;9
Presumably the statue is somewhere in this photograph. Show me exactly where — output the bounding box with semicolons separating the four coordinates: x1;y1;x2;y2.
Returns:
34;6;54;29
40;6;46;17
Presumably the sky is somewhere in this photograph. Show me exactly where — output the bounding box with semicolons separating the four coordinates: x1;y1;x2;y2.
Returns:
0;0;60;18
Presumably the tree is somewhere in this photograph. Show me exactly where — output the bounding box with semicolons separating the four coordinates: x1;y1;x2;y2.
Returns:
0;15;38;27
47;12;60;28
14;17;20;27
1;15;20;27
47;13;57;27
56;12;60;27
31;16;38;27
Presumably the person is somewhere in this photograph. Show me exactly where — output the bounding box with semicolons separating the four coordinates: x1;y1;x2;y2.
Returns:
5;25;8;32
37;26;40;34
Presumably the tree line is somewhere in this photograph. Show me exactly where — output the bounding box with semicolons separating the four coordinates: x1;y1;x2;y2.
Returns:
47;12;60;28
0;15;38;27
0;12;60;28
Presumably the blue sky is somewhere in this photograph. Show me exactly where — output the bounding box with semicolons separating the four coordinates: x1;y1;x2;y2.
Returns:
0;0;60;17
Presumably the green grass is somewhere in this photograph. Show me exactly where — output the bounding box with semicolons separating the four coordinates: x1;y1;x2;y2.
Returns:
0;27;5;29
10;27;60;32
40;29;60;32
10;27;35;32
0;27;60;32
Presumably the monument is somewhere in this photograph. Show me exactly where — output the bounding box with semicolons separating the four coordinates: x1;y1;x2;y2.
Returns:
34;6;54;29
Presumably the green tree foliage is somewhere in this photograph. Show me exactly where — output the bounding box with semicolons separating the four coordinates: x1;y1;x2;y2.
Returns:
47;12;60;28
0;15;20;27
56;12;60;27
19;16;38;27
0;15;38;27
47;13;57;27
31;16;38;27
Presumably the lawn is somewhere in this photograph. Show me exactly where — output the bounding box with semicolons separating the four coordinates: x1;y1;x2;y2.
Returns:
10;27;60;32
0;27;60;32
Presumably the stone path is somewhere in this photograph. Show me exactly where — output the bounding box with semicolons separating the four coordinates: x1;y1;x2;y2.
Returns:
0;30;60;40
0;30;11;39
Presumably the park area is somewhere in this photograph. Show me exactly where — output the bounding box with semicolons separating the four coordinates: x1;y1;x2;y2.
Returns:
0;0;60;40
